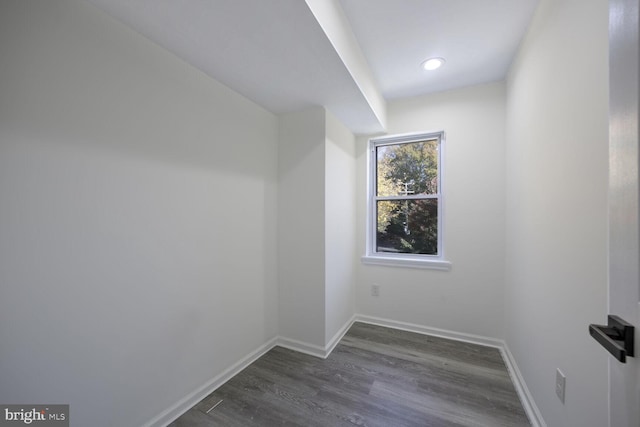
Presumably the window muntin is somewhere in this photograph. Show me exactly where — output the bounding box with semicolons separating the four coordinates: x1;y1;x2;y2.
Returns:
367;132;444;260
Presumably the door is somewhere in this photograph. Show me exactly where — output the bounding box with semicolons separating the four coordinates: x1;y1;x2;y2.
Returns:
609;0;640;426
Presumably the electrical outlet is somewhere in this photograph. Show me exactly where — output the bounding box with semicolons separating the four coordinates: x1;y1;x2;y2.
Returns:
555;368;566;404
371;284;380;297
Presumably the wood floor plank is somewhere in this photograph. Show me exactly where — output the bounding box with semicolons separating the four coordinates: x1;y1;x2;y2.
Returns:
169;322;530;426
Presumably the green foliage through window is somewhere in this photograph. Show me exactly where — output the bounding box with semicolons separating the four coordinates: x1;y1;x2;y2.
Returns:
374;136;440;255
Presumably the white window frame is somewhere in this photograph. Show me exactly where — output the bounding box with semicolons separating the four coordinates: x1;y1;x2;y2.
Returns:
362;131;452;270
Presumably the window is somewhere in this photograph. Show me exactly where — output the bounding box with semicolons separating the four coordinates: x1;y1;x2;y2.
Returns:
363;131;451;270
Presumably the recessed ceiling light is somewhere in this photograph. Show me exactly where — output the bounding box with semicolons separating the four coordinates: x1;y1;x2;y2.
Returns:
422;57;445;71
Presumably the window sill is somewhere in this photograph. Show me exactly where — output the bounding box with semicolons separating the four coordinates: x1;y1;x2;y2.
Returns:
361;255;452;271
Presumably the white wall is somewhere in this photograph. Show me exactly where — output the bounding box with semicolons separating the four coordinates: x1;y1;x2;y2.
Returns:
278;108;327;348
1;0;610;426
0;1;279;426
325;110;356;344
279;107;357;351
355;83;507;340
505;0;609;425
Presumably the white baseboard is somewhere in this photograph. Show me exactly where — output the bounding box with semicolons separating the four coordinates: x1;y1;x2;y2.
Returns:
354;314;504;349
146;316;357;426
355;314;544;427
146;315;545;427
500;344;547;427
277;314;357;359
276;336;327;358
144;337;278;427
324;314;357;356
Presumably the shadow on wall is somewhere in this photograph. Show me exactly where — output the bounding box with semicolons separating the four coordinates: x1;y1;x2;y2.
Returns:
0;0;277;178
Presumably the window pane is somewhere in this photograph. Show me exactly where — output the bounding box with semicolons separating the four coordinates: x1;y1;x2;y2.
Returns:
376;140;438;197
376;199;438;255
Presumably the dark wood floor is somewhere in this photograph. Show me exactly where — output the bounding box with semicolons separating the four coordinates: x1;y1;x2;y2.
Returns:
169;322;530;427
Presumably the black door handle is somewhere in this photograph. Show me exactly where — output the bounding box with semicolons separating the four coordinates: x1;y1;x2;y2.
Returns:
589;315;634;363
